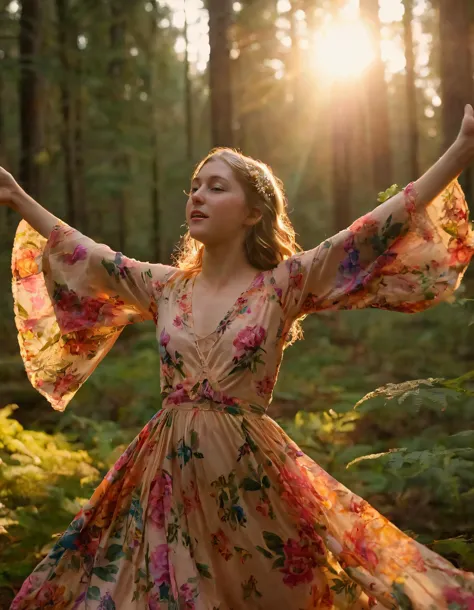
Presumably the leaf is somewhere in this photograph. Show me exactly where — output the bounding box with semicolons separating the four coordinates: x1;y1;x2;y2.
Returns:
196;562;212;578
92;564;119;582
262;531;284;555
106;544;125;562
240;477;261;491
346;448;405;469
255;545;273;559
272;555;285;569
87;586;101;601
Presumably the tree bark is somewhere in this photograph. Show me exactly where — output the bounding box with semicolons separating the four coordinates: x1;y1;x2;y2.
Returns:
183;1;193;162
56;0;78;227
360;0;393;193
109;0;129;253
439;0;473;201
403;0;419;179
208;0;234;148
19;0;44;199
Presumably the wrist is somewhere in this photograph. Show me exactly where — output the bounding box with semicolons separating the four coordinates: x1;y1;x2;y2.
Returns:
10;188;31;213
452;137;474;170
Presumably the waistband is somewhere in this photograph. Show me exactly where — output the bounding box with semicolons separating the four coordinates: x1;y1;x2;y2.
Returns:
161;398;267;418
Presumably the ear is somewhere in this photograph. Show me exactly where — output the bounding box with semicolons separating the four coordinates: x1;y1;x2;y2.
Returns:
244;206;263;227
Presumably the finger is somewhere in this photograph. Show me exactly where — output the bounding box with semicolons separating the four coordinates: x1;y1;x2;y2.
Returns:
465;103;474;116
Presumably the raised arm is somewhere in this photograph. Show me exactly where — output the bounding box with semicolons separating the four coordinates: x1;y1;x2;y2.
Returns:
4;167;176;410
274;105;474;321
1;166;60;237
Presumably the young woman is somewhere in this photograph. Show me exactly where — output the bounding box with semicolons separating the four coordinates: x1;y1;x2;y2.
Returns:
3;106;474;609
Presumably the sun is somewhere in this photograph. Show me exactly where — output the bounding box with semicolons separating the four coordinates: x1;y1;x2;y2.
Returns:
310;18;376;81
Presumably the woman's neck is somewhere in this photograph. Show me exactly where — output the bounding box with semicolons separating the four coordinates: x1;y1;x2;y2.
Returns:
199;240;257;287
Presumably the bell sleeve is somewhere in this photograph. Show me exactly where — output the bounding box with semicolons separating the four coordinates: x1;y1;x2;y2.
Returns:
274;179;474;321
11;219;175;411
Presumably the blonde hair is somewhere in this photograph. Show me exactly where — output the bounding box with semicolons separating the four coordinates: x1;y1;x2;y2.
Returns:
174;147;304;345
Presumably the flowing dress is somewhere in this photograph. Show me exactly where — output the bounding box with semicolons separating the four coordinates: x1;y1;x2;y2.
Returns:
9;180;474;609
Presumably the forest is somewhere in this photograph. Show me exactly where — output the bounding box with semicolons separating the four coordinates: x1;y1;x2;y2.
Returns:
1;0;474;606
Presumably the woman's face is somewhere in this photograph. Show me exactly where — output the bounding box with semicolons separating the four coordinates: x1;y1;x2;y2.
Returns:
186;158;258;246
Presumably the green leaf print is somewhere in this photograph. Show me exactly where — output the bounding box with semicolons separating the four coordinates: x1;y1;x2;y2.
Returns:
241;477;261;491
272;556;285;569
92;564;119;582
241;575;262;600
391;582;414;609
87;586;101;600
255;545;273;559
196;562;212;578
262;531;284;555
106;543;125;562
167;430;204;469
330;578;358;603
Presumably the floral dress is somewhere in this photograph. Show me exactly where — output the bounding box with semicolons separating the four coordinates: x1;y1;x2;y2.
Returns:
9;180;474;610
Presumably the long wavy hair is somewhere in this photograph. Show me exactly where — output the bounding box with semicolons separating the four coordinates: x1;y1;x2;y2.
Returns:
174;147;304;345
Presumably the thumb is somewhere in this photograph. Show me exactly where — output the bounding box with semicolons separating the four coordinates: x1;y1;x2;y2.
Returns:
465;103;474;116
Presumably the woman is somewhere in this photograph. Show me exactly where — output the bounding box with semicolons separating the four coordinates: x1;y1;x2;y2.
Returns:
3;105;474;609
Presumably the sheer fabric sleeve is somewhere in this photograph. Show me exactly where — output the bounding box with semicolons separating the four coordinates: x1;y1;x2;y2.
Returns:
272;179;474;321
11;219;175;411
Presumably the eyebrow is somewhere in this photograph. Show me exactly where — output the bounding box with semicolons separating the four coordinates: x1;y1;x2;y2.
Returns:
192;174;230;184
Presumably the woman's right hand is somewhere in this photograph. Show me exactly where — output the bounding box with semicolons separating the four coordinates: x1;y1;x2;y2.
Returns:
0;166;24;208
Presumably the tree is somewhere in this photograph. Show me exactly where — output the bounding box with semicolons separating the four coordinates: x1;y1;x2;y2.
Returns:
19;0;44;199
360;0;393;193
403;0;419;178
208;0;234;147
439;0;473;202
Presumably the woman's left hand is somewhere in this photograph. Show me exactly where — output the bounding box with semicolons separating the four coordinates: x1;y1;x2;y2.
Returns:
456;104;474;162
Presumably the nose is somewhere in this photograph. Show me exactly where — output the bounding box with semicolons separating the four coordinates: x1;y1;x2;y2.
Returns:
191;186;205;204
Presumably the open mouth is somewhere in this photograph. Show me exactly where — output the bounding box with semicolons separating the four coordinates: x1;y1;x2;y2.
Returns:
190;211;208;220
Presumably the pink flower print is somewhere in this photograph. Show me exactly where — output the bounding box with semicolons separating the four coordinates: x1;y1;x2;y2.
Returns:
288;259;304;290
173;315;183;328
179;583;196;609
52;371;79;398
281;538;318;587
150;544;171;586
62;244;88;265
177;293;191;314
349;212;378;234
255;375;275;398
233;325;266;355
443;587;474;610
448;238;474;266
160;328;171;347
21;274;40;293
149;470;173;530
167;383;191;405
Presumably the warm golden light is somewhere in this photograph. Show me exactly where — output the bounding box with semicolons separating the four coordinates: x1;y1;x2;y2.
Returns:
311;18;375;81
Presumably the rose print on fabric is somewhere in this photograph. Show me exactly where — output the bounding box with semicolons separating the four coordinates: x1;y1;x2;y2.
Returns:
159;328;185;378
230;325;267;375
10;181;474;609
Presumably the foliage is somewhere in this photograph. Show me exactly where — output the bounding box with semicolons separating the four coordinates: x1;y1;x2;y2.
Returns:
0;404;100;587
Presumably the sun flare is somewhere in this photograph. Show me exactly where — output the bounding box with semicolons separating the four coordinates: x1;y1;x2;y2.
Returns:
311;18;376;81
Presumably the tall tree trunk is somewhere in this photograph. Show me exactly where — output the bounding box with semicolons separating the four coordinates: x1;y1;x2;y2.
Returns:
208;0;234;147
439;0;473;201
149;0;162;263
403;0;419;179
331;82;352;232
360;0;393;193
183;1;193;162
75;38;87;233
109;0;128;253
19;0;44;199
56;0;78;227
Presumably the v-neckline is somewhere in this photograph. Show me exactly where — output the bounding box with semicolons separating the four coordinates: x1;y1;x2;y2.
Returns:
189;270;263;343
